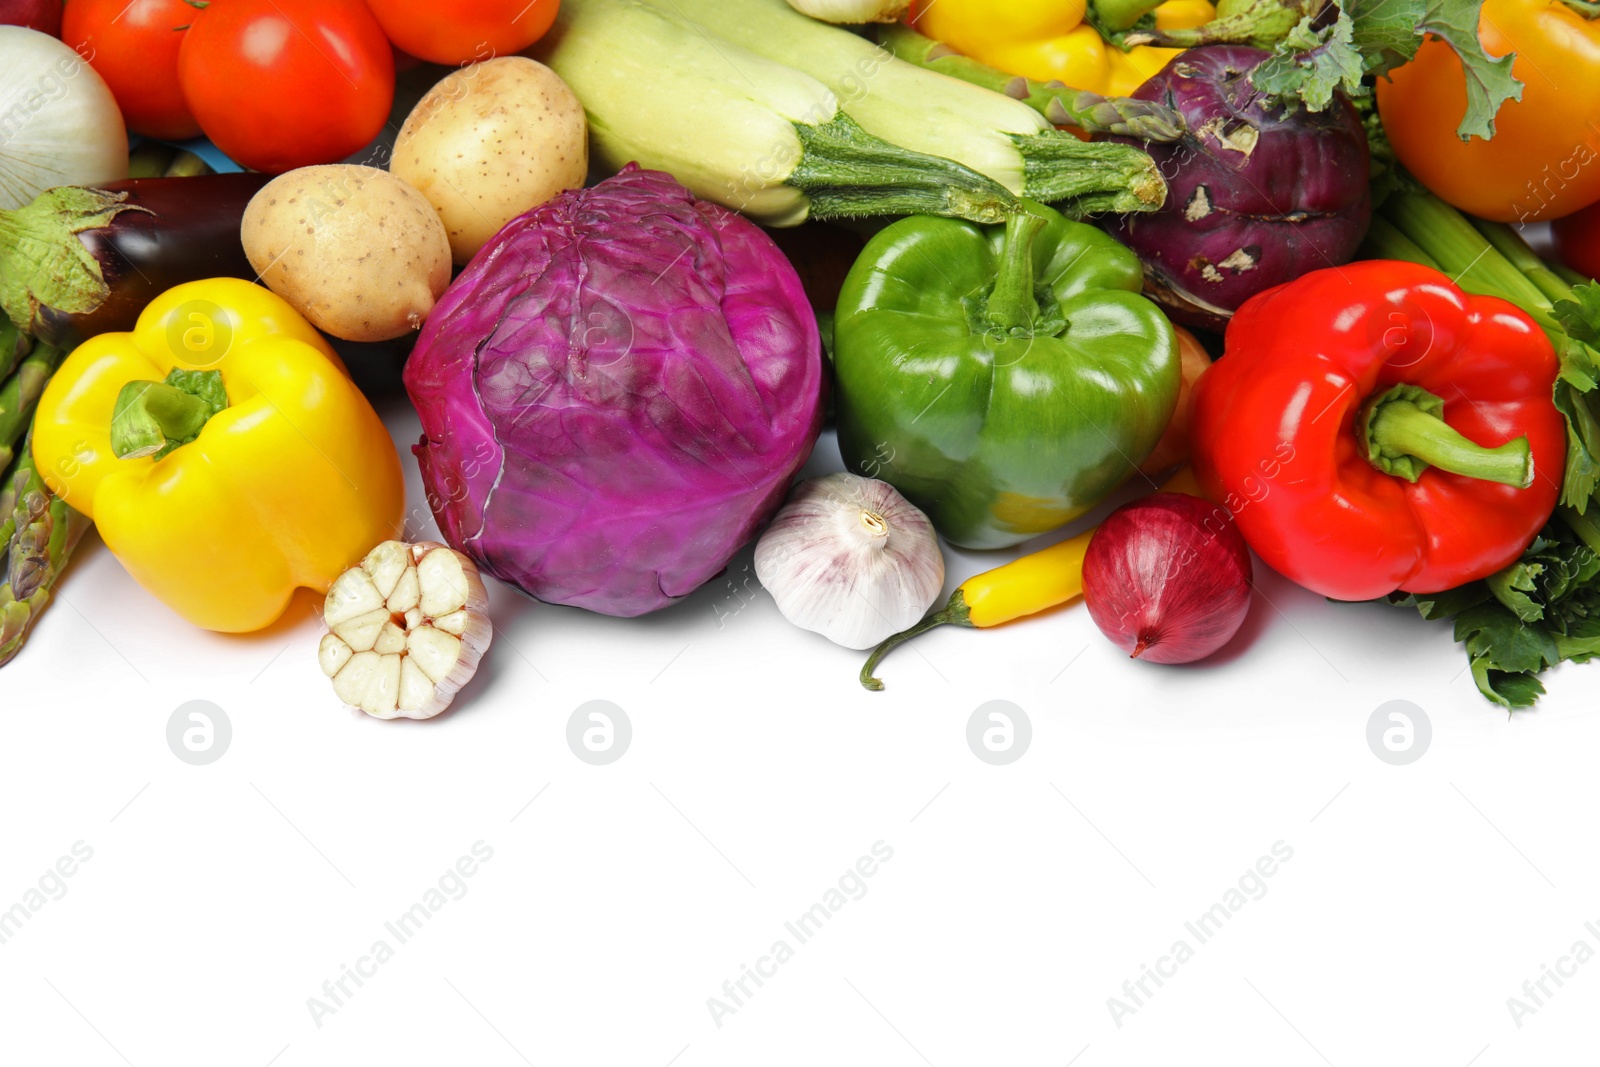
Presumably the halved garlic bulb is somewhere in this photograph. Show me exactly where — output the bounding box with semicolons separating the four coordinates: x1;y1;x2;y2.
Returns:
319;540;492;719
754;473;945;650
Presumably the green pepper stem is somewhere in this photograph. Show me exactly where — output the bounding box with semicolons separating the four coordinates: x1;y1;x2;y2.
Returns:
859;590;973;691
984;211;1047;333
110;380;213;459
1365;389;1534;488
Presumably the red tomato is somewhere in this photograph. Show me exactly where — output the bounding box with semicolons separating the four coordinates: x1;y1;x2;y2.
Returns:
1553;201;1600;283
62;0;199;140
178;0;394;174
362;0;559;66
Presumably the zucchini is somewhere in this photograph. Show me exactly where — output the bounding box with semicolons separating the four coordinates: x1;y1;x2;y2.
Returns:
534;0;1017;226
644;0;1167;216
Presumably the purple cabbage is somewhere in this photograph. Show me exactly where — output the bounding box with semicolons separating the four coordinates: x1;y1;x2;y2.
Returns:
403;166;824;617
1106;45;1371;332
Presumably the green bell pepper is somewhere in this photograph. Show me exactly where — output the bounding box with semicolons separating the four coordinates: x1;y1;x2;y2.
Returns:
834;201;1181;549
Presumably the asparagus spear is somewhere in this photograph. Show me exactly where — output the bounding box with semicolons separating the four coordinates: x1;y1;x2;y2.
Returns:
877;23;1187;142
0;320;29;383
0;439;89;667
0;339;63;474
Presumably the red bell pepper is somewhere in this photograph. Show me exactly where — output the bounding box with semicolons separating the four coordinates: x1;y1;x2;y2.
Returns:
1190;260;1566;602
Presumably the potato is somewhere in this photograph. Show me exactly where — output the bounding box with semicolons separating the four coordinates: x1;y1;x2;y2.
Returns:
391;56;587;265
242;165;451;342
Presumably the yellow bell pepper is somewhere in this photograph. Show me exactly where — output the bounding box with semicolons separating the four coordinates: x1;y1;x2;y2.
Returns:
31;278;404;633
911;0;1215;98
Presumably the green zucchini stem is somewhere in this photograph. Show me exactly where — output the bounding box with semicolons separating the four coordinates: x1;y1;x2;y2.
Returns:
790;113;1019;224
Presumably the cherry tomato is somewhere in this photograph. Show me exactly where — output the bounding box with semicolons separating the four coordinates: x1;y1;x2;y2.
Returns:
179;0;394;174
1553;201;1600;283
62;0;199;140
362;0;559;66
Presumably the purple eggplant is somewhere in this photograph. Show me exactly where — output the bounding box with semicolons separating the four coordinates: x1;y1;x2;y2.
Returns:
1105;46;1370;333
0;172;271;349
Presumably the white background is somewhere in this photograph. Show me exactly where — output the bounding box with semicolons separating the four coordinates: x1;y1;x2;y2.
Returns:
4;395;1599;1067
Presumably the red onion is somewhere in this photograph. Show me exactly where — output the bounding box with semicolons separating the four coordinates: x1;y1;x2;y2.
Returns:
1082;493;1252;664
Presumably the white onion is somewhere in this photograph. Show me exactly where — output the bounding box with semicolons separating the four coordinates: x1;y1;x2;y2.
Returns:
0;27;126;210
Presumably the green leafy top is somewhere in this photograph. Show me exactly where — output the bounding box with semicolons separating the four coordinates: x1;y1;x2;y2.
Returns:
1395;511;1600;708
1251;12;1366;111
1127;0;1525;141
0;186;151;338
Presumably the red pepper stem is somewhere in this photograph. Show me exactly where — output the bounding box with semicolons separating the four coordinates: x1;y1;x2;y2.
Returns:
984;211;1047;333
1362;385;1533;488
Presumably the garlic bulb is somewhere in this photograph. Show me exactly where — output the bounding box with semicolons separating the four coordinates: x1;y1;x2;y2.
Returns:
754;473;944;650
319;541;492;719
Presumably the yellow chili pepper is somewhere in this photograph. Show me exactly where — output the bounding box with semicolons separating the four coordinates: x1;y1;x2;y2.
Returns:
31;278;404;633
911;0;1215;98
860;467;1201;690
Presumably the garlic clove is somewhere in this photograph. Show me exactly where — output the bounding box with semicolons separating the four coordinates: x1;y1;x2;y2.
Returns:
398;656;436;715
387;564;420;614
336;607;390;653
319;540;493;720
754;472;945;650
372;620;408;656
323;568;383;627
333;649;392;714
416;547;471;617
407;626;461;684
364;540;411;601
318;632;352;677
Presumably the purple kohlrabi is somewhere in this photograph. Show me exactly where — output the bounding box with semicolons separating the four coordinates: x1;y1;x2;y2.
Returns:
1106;45;1371;332
403;165;825;617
